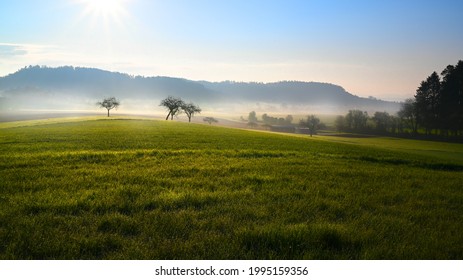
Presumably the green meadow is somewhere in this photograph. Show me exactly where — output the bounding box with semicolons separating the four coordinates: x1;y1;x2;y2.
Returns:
1;117;462;259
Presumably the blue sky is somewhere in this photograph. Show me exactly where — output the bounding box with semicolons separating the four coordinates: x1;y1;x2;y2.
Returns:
1;0;462;100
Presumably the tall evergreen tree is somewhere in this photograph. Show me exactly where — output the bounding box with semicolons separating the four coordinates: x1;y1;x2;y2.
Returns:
440;61;463;136
414;72;441;134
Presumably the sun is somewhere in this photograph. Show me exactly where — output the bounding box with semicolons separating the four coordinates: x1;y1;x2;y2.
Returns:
77;0;128;22
86;0;124;17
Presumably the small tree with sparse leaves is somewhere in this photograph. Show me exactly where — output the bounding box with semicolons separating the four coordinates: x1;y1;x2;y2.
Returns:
97;97;120;117
203;117;218;124
160;96;185;120
182;102;201;122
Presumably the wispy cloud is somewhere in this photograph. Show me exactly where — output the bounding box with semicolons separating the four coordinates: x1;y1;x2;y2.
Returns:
0;43;70;76
0;42;60;59
0;43;28;57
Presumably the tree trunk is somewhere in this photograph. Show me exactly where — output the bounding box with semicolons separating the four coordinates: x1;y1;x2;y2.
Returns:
166;112;170;120
107;109;110;117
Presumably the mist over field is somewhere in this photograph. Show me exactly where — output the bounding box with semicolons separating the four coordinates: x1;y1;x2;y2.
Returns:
0;66;401;120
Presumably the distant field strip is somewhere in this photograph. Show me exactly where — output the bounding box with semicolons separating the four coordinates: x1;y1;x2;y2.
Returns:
1;118;462;259
2;148;462;173
318;135;463;164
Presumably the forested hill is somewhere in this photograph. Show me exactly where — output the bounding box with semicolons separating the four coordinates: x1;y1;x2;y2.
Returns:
0;66;400;113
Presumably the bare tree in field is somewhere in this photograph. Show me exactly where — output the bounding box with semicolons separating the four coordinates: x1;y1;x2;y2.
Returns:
160;96;185;120
97;97;120;117
300;115;321;136
182;102;201;122
203;117;218;124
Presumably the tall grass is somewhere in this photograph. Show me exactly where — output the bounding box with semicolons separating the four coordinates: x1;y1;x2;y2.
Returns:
0;118;462;259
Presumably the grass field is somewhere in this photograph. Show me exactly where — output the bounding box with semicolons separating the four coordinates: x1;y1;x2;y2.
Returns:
1;116;462;259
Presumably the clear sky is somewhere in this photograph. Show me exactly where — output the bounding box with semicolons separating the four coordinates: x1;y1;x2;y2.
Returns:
1;0;462;101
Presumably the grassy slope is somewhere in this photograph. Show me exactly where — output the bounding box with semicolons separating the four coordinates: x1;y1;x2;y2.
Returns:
317;135;463;164
0;117;462;259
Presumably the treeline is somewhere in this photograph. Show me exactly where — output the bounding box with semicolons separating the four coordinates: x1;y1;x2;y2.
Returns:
335;110;401;134
336;60;463;141
261;113;293;126
245;111;294;126
400;60;463;137
244;111;327;136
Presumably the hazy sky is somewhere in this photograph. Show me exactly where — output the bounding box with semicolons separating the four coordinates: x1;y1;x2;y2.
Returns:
1;0;462;101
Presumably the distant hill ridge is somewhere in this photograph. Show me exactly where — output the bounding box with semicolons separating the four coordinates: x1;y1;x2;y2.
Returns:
0;65;400;113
